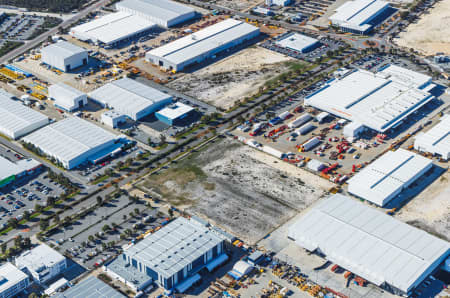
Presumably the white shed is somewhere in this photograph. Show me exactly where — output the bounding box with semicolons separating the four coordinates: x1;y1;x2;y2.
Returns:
41;41;88;72
49;83;87;112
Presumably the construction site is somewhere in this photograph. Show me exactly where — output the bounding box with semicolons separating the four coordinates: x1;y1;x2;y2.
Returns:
136;137;332;244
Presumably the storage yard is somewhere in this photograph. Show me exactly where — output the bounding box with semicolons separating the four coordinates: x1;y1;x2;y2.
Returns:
167;47;296;110
138;138;332;244
395;0;450;55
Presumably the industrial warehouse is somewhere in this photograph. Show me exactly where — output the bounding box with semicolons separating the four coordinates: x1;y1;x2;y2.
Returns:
22;117;120;169
48;83;87;112
105;217;226;293
155;102;195;126
0;157;42;188
70;12;157;47
55;276;125;298
275;33;319;53
288;194;450;296
414;114;450;160
41;41;88;72
145;19;260;72
0;90;49;139
347;149;433;206
115;0;196;28
329;0;392;34
88;78;173;120
305;65;435;133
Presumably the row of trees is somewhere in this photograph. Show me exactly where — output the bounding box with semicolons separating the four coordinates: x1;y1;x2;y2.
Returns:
0;0;88;12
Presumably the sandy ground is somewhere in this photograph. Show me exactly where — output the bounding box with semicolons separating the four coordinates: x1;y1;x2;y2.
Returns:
140;138;331;244
213;0;263;11
167;47;294;110
395;0;450;55
395;170;450;240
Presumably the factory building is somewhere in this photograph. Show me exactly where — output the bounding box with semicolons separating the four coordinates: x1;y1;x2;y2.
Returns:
55;276;125;298
288;194;450;296
48;83;87;112
22;117;120;169
275;33;320;53
305;65;435;133
89;78;172;120
347;149;433;206
0;157;42;188
41;41;88;72
329;0;392;34
0;90;49;139
101;110;127;128
106;217;226;293
70;12;157;46
116;0;196;28
266;0;292;6
15;244;67;285
155;102;195;126
145;19;260;72
414;114;450;160
0;262;30;298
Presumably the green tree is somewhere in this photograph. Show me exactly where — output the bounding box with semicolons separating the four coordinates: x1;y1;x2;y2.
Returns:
8;218;18;229
40;219;49;231
168;208;174;218
14;235;22;248
96;196;103;206
53;214;60;224
134;208;140;215
1;243;7;254
102;224;110;233
88;235;95;243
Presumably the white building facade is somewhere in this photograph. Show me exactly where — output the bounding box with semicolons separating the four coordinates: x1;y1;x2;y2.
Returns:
41;41;88;72
0;263;29;298
49;83;87;112
101;110;127;128
414;114;450;160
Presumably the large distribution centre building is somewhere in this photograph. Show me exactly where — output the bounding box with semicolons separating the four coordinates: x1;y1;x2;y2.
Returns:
305;65;435;133
0;90;49;139
275;33;319;53
0;262;30;298
329;0;391;34
22;117;119;169
145;19;260;72
55;276;125;298
414;114;450;161
106;217;226;293
116;0;195;28
70;12;157;46
41;41;88;72
15;244;67;285
89;78;172;120
347;149;433;206
288;194;450;296
49;83;87;112
155;102;195;125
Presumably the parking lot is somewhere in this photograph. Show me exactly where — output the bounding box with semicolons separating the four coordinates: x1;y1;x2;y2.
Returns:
0;146;67;228
261;33;346;62
0;14;44;41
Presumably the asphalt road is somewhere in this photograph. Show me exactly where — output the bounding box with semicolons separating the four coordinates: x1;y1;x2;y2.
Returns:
0;0;109;64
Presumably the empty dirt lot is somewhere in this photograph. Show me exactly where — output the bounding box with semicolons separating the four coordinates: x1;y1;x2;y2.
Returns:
167;47;296;110
396;170;450;241
211;0;263;11
138;137;332;244
395;0;450;55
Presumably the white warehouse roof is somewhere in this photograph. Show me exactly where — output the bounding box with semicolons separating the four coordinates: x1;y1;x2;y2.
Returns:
15;244;66;274
22;117;117;169
116;0;195;28
414;115;450;160
0;90;49;139
330;0;390;32
305;65;434;132
125;217;223;279
0;262;29;294
275;33;319;53
146;19;259;71
156;102;194;120
41;41;87;59
70;12;156;45
348;149;433;206
88;78;172;120
288;194;450;295
49;83;87;112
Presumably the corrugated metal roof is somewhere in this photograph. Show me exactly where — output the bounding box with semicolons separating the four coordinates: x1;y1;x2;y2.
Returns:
288;194;450;293
414;115;450;159
41;41;86;58
70;12;156;45
275;33;318;52
49;83;85;99
22;117;117;163
305;67;434;132
125;217;223;278
147;19;259;65
88;78;172;119
347;149;433;206
55;276;125;298
116;0;194;22
0;90;48;138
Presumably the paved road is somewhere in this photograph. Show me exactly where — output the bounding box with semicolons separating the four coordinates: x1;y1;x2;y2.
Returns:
0;0;108;63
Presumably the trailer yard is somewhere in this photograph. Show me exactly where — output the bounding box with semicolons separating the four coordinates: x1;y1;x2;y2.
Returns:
137;137;332;244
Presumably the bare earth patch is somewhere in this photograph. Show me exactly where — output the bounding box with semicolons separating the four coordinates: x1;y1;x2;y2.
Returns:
167;47;295;110
395;0;450;55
